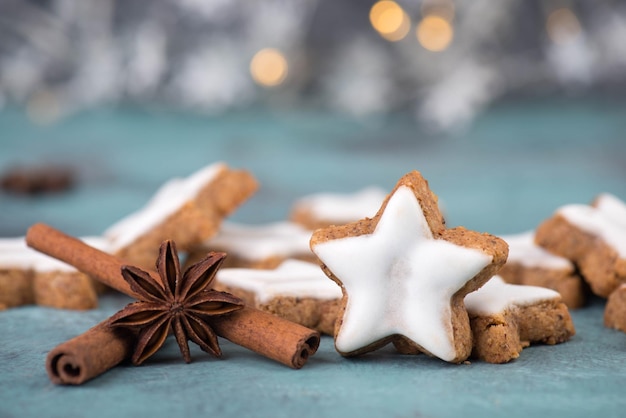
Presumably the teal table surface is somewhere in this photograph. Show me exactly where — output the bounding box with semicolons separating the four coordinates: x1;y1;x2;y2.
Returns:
1;98;626;417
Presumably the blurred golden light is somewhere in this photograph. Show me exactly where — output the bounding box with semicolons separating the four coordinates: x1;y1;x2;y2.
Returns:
250;48;288;87
416;15;454;52
369;1;411;42
547;8;582;45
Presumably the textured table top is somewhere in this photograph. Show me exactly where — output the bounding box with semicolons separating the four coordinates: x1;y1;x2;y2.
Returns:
1;98;626;417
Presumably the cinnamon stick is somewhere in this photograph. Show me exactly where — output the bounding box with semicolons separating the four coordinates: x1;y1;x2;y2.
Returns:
46;320;135;385
27;223;320;370
212;307;320;369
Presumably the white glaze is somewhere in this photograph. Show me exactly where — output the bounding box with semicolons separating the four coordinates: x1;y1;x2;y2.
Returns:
293;186;387;224
0;237;39;269
502;231;573;270
204;221;312;260
558;203;626;258
216;259;342;303
311;185;493;361
465;275;560;315
593;193;626;228
0;236;110;272
105;162;225;250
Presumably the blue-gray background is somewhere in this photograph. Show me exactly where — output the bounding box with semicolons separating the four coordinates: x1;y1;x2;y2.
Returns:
2;97;626;239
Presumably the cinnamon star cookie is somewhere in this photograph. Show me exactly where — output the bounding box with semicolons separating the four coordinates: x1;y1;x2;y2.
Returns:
310;171;508;363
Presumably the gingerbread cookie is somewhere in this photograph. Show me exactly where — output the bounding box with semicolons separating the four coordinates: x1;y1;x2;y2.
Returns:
215;259;342;334
310;170;508;362
604;283;626;332
464;276;575;363
186;221;317;270
499;231;586;309
290;186;387;230
535;194;626;298
104;162;258;269
0;236;109;310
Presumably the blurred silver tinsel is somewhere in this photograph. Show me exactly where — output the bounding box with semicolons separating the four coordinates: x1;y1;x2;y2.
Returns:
0;0;625;129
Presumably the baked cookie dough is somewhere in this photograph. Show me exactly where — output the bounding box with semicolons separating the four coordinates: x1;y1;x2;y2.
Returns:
604;283;626;332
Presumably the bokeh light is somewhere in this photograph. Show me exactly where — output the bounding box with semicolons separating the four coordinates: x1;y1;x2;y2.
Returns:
250;48;288;87
416;15;454;52
369;1;411;42
547;8;582;45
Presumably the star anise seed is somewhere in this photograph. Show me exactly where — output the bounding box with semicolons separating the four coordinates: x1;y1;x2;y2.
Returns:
109;240;244;365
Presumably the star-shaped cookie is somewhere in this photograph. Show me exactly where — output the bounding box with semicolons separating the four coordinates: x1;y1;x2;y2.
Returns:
310;171;508;362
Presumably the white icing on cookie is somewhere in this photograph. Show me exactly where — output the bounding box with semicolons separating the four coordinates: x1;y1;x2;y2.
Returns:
205;221;312;260
593;193;626;228
0;236;110;272
0;237;40;269
311;185;493;361
502;231;573;270
216;259;342;303
105;162;225;251
558;203;626;258
294;187;387;224
465;275;560;315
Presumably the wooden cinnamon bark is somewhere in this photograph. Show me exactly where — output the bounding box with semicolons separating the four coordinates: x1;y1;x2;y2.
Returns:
46;320;135;385
212;307;319;369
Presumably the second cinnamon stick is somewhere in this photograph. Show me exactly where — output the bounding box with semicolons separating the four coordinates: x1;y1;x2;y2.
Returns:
27;223;320;369
212;307;319;369
46;320;135;385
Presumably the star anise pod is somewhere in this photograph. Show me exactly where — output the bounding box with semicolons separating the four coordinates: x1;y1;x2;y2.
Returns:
109;240;244;365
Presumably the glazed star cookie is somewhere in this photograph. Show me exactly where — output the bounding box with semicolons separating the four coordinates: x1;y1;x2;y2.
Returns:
186;221;317;270
310;170;508;362
535;193;626;298
498;231;586;309
290;187;387;230
215;259;342;334
104;162;258;269
0;236;109;310
464;276;575;363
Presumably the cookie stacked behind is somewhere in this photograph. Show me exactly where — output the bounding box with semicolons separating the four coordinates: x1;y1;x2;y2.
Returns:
535;193;626;299
498;231;586;309
531;193;626;332
105;162;258;270
185;221;317;270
